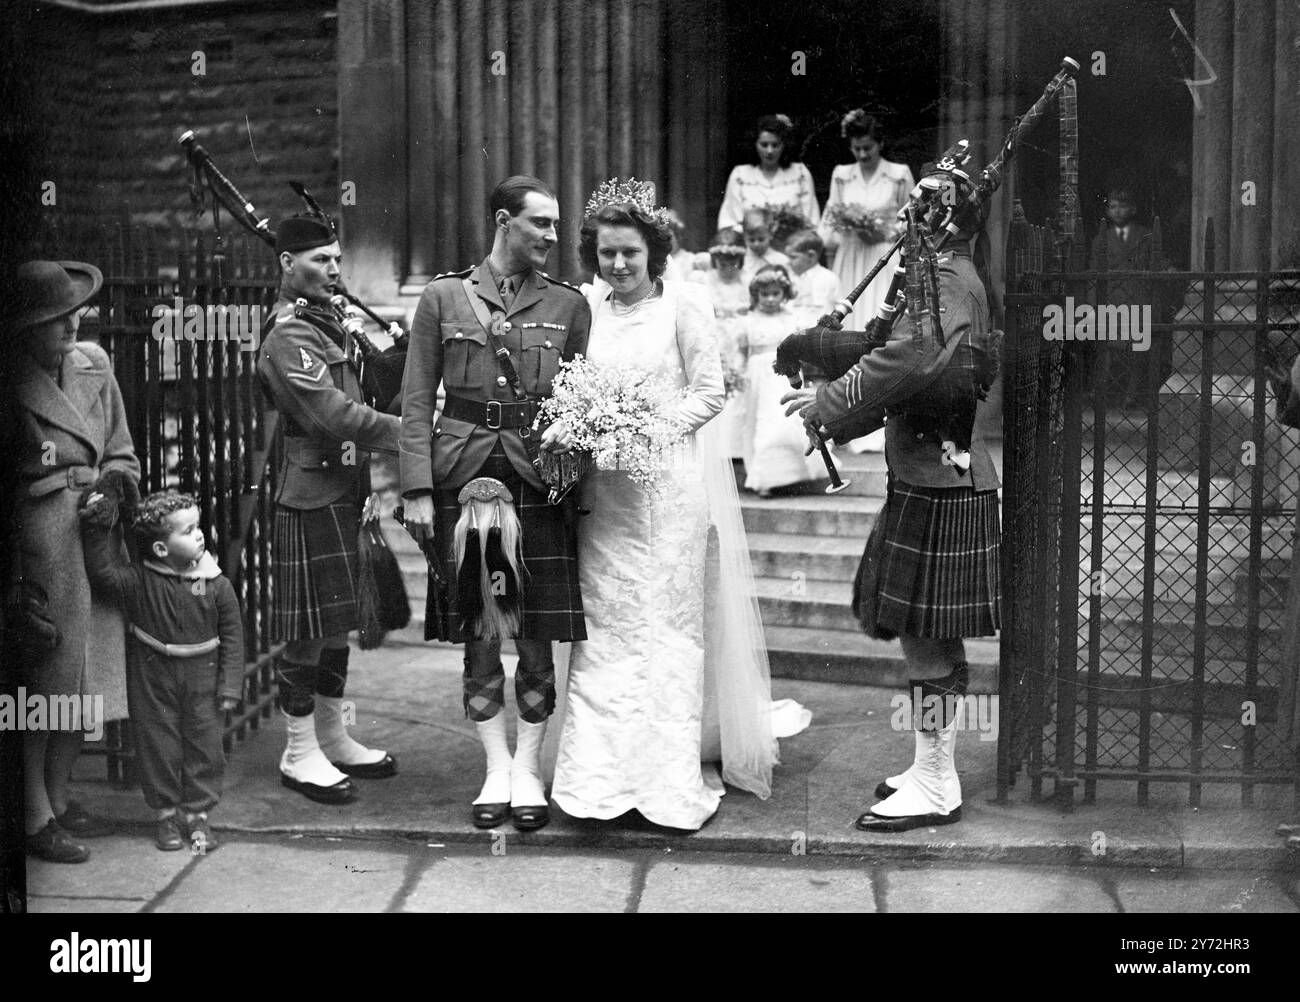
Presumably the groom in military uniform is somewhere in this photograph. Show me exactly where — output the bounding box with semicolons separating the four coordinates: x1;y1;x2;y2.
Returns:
400;175;590;832
258;215;400;805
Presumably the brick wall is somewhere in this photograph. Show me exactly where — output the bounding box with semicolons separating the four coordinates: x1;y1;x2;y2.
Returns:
23;1;340;246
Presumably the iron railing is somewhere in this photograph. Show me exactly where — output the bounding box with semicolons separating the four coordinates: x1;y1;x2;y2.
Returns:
1000;211;1300;808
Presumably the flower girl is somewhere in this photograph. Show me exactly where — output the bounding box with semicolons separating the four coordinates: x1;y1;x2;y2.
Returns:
737;265;824;496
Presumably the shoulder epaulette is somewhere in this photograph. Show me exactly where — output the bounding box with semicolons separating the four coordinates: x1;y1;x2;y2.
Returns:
432;266;474;281
537;271;583;294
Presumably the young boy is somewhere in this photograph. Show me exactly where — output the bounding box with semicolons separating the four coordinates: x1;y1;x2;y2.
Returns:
81;489;244;853
785;228;841;320
739;208;790;285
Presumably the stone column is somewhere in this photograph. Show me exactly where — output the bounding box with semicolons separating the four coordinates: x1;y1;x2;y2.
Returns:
338;0;407;303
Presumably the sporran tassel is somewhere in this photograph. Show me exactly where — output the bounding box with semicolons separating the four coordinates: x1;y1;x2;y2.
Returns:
479;499;524;640
454;503;483;634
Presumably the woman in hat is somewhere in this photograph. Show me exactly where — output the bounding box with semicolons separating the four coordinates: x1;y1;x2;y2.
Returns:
11;260;140;863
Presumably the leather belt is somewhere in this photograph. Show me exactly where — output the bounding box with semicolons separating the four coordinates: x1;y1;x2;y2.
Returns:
130;625;220;659
442;394;537;431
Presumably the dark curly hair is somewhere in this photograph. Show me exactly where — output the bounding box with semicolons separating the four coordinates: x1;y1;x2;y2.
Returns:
842;110;881;142
578;204;674;282
751;114;795;168
135;490;199;548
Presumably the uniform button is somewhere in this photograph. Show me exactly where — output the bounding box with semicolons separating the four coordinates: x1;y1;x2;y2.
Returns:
320;460;330;468
544;340;553;348
434;426;441;435
916;433;925;440
497;375;508;386
503;321;513;332
455;331;464;339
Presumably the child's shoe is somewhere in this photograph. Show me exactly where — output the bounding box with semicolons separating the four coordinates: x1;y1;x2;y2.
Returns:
185;814;219;854
155;814;184;852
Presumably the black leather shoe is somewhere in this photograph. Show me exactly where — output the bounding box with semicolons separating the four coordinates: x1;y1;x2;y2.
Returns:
27;819;89;863
511;803;550;831
155;815;184;851
56;800;115;838
472;802;510;829
332;753;398;779
855;805;962;832
874;781;897;801
280;773;357;805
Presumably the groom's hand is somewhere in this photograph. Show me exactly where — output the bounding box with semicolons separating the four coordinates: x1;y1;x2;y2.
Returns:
539;419;572;454
403;494;434;543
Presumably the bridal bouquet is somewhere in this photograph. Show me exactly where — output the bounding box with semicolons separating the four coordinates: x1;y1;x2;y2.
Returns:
824;203;903;245
538;357;689;494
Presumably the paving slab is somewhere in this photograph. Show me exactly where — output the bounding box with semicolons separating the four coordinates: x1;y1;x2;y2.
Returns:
28;896;148;914
57;638;1298;872
26;834;194;903
882;864;1117;912
1112;871;1299;912
639;856;876;913
1170;808;1298;870
401;850;636;913
153;838;410;912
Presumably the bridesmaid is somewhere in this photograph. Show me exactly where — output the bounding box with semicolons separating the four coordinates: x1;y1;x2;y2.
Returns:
818;111;914;329
717;114;821;237
819;111;913;452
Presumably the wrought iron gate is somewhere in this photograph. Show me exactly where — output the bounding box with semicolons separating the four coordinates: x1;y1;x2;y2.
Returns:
999;213;1300;807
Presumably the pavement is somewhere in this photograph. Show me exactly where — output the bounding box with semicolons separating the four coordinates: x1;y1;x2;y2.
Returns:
25;631;1300;912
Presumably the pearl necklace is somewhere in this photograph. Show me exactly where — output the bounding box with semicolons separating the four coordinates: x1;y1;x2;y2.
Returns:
609;281;660;316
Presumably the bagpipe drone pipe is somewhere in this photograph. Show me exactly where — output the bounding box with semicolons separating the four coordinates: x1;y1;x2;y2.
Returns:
179;130;409;413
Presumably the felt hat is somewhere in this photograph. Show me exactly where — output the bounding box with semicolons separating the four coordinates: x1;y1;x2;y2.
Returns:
11;260;103;329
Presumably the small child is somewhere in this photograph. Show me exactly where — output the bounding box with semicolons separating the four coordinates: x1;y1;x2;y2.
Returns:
692;230;752;458
785;228;842;322
1088;183;1165;406
81;489;244;854
737;265;823;495
663;208;708;281
740;208;790;285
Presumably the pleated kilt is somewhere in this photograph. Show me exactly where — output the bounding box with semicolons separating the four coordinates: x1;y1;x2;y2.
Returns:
430;441;585;643
854;479;1001;641
271;500;360;641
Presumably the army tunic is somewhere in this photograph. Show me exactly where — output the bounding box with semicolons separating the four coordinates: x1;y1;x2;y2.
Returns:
399;259;591;642
814;243;1002;640
257;295;400;639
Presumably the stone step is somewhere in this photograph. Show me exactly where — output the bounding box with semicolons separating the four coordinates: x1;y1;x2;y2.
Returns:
755;576;856;631
747;532;864;581
1094;618;1284;661
741;494;882;537
764;624;999;690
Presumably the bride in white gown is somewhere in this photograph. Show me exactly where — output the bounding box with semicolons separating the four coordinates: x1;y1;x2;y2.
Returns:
551;183;809;830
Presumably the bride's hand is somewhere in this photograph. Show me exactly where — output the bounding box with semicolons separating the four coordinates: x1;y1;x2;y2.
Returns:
539;419;573;454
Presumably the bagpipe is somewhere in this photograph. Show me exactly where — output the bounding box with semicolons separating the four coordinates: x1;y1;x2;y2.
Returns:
774;57;1080;468
179;129;409;412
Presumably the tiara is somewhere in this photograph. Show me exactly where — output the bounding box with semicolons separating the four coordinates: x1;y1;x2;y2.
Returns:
584;176;674;226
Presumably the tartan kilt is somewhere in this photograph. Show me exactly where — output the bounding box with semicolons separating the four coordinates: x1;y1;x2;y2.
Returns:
854;479;1001;640
271;500;361;641
429;442;585;643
